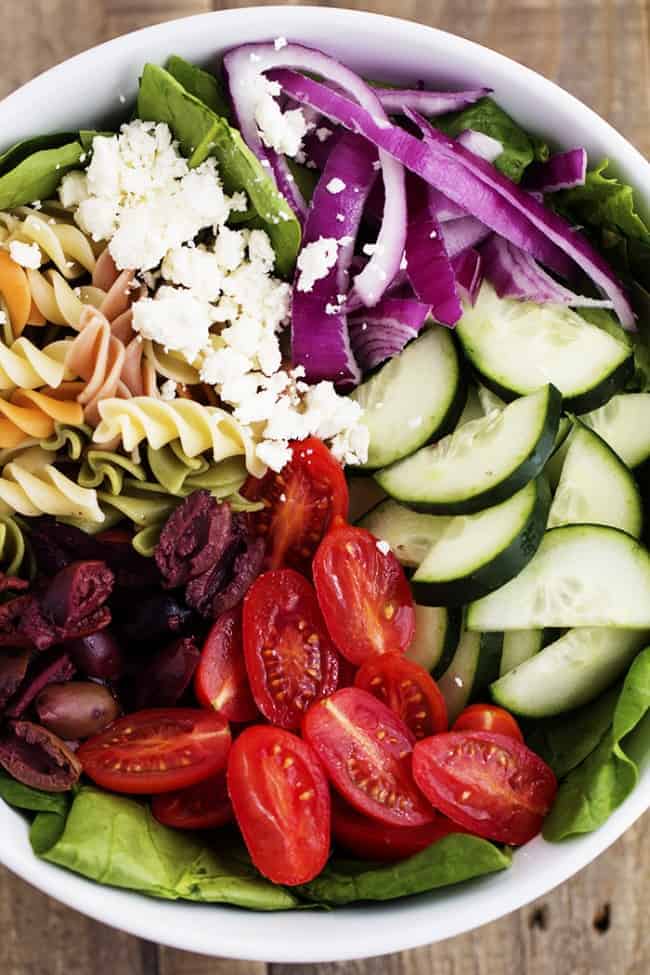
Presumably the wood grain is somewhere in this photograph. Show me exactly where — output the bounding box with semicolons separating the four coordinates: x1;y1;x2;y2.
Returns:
0;1;649;973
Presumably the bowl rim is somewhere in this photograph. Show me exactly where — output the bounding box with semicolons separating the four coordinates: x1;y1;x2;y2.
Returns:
0;6;648;962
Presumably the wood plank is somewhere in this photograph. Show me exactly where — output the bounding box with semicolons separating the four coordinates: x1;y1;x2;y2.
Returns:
158;947;266;975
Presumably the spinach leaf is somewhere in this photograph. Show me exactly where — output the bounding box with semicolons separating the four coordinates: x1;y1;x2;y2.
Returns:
0;141;87;210
36;786;297;910
437;97;541;183
296;834;511;905
137;63;300;277
543;646;650;840
0;770;70;815
165;55;231;120
30;810;68;854
0;134;80;175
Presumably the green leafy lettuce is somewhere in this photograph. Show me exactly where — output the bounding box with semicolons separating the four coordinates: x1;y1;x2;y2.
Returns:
437;97;546;183
542;646;650;841
136;62;300;276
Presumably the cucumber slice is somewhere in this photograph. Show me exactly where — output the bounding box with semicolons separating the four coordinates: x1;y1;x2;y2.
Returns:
412;478;550;606
582;393;650;468
499;629;544;676
405;606;462;678
348;477;387;524
350;326;464;470
491;627;648;716
438;628;504;722
548;422;642;537
467;524;650;631
456;283;632;413
477;384;505;415
359;500;449;568
545;417;574;489
376;385;560;514
456;385;484;426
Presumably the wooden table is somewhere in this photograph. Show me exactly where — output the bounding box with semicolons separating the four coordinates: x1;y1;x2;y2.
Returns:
0;1;648;972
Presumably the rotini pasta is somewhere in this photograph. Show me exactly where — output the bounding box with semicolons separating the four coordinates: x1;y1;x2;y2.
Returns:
0;513;32;577
92;397;263;476
0;446;104;522
0;207;97;279
0;336;74;391
27;268;88;328
0;250;44;338
41;423;92;461
146;444;248;498
0;387;84;448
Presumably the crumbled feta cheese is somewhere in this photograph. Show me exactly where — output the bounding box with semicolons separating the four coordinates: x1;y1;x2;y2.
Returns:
9;241;41;269
336;213;345;223
160;379;177;400
376;539;391;555
372;159;382;171
274;36;288;50
253;76;308;158
316;127;333;143
429;229;438;240
247;229;276;271
296;238;339;292
132;286;216;362
326;177;346;195
161;245;223;301
256;440;294;473
214;226;246;272
362;243;376;256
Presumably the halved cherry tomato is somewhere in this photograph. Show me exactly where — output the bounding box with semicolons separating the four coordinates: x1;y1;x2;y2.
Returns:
243;568;339;728
152;771;233;830
227;725;330;885
302;687;433;827
355;654;447;739
243;437;348;573
194;607;258;723
313;520;415;665
412;731;557;845
453;703;524;742
331;794;464;862
77;708;231;794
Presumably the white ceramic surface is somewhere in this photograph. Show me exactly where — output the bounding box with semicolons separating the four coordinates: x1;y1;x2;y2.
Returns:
0;7;648;963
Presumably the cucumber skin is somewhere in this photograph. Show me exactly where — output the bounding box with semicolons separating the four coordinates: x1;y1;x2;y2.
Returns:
377;384;562;515
411;477;552;607
473;355;633;416
472;632;504;698
431;608;463;679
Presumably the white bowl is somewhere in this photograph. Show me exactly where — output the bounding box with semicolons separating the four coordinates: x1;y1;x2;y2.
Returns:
1;6;648;963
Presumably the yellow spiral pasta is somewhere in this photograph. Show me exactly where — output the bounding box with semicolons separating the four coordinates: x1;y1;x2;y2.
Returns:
93;397;264;477
0;337;74;391
0;446;104;522
0;207;97;279
26;269;90;328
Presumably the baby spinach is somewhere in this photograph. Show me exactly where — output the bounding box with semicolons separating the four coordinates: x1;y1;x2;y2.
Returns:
0;141;87;211
165;55;231;120
296;834;511;906
136;63;300;276
0;769;69;816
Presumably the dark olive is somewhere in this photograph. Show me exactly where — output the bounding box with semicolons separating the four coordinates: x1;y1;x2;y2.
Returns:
135;637;200;708
40;560;114;628
66;629;125;680
35;681;120;740
0;720;81;791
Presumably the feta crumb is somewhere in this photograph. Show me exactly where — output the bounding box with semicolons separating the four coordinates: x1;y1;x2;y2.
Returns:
254;76;308;158
429;229;438;239
376;539;391;556
257;439;293;473
8;241;41;269
336;213;345;223
213;226;246;272
31;200;42;210
315;127;333;143
326;177;346;195
363;243;376;256
274;36;288;50
161;246;223;301
160;379;177;400
296;237;339;292
372;159;382;171
132;286;216;362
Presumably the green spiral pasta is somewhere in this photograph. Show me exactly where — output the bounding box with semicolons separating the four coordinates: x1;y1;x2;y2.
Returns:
0;513;33;577
41;423;93;461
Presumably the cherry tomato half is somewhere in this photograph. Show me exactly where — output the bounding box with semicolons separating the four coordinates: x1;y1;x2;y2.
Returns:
303;687;433;827
243;568;339;729
355;654;448;739
227;725;330;886
243;437;349;574
312;520;415;665
77;708;231;794
152;771;233;830
412;731;557;846
194;607;258;723
453;703;524;742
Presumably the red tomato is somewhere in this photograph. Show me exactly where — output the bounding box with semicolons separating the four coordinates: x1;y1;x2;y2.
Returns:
412;731;557;845
194;607;258;723
77;709;231;795
355;654;447;739
312;519;415;665
303;687;433;827
227;725;330;885
453;703;524;742
243;437;348;573
331;794;463;862
151;772;232;830
243;568;339;728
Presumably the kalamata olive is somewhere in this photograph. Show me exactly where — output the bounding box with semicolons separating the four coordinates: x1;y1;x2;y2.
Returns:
35;681;121;740
66;630;125;681
135;637;200;708
5;649;75;718
0;649;31;711
0;720;82;791
40;560;114;628
120;593;194;645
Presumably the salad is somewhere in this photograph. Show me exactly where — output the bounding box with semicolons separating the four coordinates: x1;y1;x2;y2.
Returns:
0;39;648;912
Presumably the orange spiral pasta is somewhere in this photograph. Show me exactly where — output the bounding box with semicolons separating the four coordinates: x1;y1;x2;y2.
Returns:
0;386;84;448
0;251;44;338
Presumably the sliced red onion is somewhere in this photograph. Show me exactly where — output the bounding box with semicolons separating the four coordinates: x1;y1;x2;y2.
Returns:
375;87;491;117
302;126;340;170
292;131;378;387
441;215;491;258
349;297;430;370
481;235;615;308
405;181;462;326
524;148;588;193
272;153;309;222
456;129;503;163
224;43;406;307
452;249;483;305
